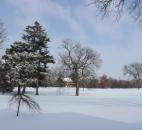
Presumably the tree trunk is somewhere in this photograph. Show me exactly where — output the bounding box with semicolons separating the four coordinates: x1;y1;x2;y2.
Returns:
75;66;79;96
17;98;21;117
36;80;39;95
36;86;39;95
22;86;26;94
17;84;21;94
36;60;40;95
76;82;79;96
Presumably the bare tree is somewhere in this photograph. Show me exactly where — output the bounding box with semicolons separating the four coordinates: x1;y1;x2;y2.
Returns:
60;39;101;96
9;86;40;117
9;93;40;117
91;0;142;22
0;20;6;46
123;62;142;88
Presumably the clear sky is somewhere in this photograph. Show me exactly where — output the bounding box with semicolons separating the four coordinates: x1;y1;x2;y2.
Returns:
0;0;142;79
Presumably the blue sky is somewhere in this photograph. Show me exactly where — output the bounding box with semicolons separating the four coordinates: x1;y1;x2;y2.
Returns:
0;0;142;79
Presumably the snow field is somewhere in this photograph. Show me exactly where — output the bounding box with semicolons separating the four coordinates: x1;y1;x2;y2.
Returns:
0;87;142;130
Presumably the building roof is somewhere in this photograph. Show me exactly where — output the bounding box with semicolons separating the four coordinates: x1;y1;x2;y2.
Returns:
62;78;73;82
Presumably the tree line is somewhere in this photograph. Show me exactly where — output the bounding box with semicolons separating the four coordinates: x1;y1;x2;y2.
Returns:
0;20;142;96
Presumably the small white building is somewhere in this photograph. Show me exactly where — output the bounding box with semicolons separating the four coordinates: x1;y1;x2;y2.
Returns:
62;78;75;87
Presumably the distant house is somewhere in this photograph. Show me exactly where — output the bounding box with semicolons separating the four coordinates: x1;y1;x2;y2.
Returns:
62;77;75;87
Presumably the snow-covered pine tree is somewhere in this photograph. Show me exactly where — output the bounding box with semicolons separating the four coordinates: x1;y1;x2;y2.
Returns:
2;42;39;94
22;21;55;95
0;61;13;93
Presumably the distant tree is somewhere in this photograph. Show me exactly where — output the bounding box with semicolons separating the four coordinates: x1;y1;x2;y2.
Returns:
108;78;133;88
56;76;64;87
73;68;97;88
22;21;55;95
123;63;142;88
132;79;141;88
60;39;101;96
0;20;6;46
88;78;99;88
91;0;142;23
99;74;109;88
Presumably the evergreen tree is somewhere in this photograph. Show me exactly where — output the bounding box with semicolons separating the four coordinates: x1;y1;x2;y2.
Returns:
0;61;13;93
2;21;54;95
22;21;55;95
2;42;39;94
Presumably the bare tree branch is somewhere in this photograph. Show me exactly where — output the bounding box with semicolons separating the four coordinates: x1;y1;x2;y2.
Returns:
9;93;40;116
0;20;6;46
91;0;142;23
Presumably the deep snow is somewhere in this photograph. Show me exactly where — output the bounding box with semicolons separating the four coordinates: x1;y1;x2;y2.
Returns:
0;87;142;130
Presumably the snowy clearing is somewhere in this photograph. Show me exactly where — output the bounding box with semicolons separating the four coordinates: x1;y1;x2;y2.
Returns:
1;87;142;130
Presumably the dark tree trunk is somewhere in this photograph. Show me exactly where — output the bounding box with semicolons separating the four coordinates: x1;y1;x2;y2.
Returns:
17;98;21;117
36;86;39;95
17;84;21;94
36;61;40;95
36;80;39;95
22;86;26;94
75;66;79;96
76;82;79;96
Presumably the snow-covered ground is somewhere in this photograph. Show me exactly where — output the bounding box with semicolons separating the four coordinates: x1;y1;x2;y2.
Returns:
1;87;142;130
